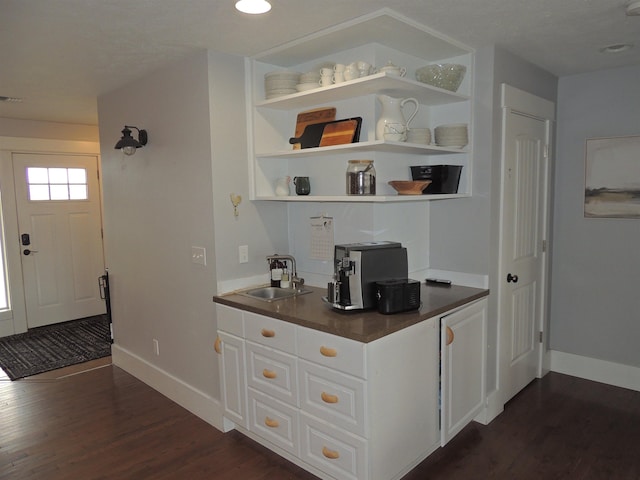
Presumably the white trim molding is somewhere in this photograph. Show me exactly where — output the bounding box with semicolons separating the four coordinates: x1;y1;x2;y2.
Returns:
550;350;640;393
112;344;227;431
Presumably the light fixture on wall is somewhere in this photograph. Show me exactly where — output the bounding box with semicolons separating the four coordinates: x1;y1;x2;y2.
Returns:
235;0;271;14
114;125;148;156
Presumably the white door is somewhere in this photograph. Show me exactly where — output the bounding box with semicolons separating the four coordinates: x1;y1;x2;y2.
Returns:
13;153;106;328
499;85;554;404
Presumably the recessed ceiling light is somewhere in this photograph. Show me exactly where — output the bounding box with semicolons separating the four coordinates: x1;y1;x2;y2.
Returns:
235;0;271;14
600;43;634;54
626;1;640;15
0;96;23;103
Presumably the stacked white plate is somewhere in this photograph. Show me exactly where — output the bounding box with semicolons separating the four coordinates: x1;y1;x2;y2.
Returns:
264;70;301;99
434;123;468;147
406;128;431;145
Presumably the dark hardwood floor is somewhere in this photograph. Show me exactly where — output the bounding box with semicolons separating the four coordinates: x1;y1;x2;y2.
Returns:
1;364;639;480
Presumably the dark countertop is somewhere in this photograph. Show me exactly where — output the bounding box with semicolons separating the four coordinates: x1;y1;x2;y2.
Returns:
213;283;489;343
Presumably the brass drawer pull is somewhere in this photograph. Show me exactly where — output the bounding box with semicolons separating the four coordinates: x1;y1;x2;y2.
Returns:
321;391;339;404
262;369;277;379
261;328;275;338
319;346;337;357
214;336;221;354
264;416;279;428
322;446;340;459
446;326;455;346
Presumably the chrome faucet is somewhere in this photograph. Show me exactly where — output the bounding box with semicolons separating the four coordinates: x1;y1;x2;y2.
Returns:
266;254;304;290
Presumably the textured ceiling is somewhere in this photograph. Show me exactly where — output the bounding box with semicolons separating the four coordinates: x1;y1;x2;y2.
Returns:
1;0;639;125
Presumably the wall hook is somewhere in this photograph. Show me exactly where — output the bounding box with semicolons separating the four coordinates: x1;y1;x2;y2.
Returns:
230;193;242;217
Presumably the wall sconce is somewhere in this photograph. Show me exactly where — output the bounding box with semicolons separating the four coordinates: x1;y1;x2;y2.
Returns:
114;125;148;156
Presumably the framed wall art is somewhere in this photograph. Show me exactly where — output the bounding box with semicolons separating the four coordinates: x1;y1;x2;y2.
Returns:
584;135;640;218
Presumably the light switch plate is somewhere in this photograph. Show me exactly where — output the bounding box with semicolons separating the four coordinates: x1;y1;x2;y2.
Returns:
238;245;249;264
191;246;207;266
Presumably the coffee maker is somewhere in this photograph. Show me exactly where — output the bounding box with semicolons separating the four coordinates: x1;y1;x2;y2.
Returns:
326;241;408;310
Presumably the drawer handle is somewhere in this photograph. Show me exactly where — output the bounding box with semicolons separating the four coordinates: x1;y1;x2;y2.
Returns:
446;326;455;346
319;346;337;357
263;369;277;379
264;416;279;428
322;446;340;460
321;391;339;404
214;336;221;354
261;328;275;338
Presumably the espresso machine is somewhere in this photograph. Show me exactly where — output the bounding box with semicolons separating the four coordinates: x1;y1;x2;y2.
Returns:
325;241;409;310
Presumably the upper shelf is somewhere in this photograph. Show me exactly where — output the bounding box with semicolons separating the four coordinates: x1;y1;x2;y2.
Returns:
254;8;472;67
256;140;469;158
255;72;469;109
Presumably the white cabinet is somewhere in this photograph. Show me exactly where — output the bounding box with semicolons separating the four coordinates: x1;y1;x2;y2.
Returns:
440;298;488;445
216;304;443;480
247;9;474;202
216;305;248;429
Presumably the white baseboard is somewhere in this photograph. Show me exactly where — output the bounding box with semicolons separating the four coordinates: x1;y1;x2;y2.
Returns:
550;350;640;393
112;344;226;431
474;388;504;425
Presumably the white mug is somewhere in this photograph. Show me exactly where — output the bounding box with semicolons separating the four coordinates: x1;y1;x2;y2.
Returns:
333;72;345;83
319;75;333;87
333;63;346;72
320;67;333;76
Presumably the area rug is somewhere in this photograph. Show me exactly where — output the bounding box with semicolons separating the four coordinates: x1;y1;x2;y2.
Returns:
0;315;111;380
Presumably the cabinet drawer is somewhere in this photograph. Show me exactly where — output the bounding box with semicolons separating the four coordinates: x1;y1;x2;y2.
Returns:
248;387;299;457
245;311;296;354
299;359;366;437
299;411;367;480
246;341;298;406
216;304;244;337
297;327;366;378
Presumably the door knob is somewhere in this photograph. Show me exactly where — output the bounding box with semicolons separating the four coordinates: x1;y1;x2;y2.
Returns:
23;249;38;256
507;273;519;283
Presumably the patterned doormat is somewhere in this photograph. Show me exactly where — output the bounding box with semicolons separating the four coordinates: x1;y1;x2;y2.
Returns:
0;315;112;381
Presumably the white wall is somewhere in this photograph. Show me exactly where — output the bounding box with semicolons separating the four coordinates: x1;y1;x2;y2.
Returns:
550;64;640;368
0;118;98;142
98;52;219;397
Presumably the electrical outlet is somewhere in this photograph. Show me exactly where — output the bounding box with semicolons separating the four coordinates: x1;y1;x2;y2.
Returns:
191;246;206;266
239;245;249;263
153;339;160;356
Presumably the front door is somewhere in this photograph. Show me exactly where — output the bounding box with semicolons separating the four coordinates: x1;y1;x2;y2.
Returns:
499;85;554;404
13;153;106;328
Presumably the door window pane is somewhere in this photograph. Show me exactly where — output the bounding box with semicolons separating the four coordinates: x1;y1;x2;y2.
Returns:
26;167;88;201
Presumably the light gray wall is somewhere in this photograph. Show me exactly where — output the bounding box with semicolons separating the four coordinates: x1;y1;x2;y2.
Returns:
98;50;292;399
98;52;219;396
550;64;640;367
0;118;99;141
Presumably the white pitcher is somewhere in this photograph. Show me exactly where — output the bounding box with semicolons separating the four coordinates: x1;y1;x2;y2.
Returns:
375;95;419;140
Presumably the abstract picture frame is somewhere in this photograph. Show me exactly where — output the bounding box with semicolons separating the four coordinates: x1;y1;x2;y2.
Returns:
584;135;640;218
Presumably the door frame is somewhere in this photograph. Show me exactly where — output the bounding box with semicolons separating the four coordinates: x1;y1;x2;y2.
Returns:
0;137;101;336
497;85;555;404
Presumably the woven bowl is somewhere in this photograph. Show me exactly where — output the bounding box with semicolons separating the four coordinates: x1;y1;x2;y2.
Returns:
388;180;432;195
415;64;466;92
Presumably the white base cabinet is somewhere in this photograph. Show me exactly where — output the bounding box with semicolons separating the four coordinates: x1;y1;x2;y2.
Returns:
215;297;487;480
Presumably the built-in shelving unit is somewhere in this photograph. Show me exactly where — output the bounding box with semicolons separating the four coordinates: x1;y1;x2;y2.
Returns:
247;8;475;202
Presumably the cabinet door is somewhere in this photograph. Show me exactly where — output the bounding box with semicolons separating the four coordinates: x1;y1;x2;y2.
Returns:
219;331;248;429
440;298;487;445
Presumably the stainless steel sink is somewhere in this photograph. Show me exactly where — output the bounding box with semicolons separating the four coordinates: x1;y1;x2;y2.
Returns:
239;286;311;302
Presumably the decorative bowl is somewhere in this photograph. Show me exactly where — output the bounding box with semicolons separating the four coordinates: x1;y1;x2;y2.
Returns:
415;64;466;92
388;180;432;195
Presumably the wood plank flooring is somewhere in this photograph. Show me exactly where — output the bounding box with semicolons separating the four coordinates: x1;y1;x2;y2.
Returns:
1;364;639;480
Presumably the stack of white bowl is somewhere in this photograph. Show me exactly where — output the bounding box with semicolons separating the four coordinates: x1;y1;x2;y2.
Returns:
296;71;321;92
434;123;468;147
264;71;301;99
406;128;431;145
